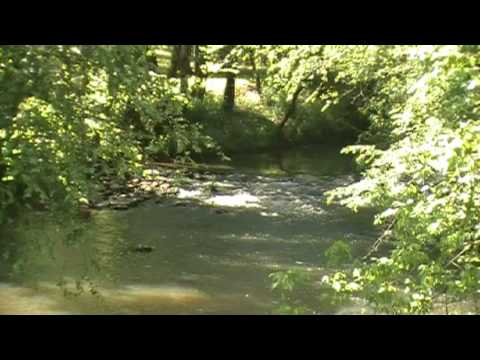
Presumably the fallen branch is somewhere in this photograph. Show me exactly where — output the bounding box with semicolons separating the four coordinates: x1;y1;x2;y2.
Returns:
149;161;234;174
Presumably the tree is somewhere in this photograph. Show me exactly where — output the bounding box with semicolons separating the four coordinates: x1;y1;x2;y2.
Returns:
169;45;194;94
0;45;218;224
322;45;480;314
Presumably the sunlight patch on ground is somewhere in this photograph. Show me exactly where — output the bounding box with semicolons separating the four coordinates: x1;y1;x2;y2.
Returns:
0;282;212;314
107;285;210;305
240;90;261;104
205;78;226;95
205;78;254;97
0;284;71;315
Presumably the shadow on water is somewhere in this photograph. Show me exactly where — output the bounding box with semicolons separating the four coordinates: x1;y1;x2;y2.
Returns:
0;145;378;314
220;144;355;177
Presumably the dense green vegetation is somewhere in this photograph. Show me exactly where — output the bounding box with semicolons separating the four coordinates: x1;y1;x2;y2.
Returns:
1;45;480;314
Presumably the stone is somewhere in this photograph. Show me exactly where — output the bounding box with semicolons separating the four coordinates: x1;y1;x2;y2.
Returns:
111;203;129;210
174;201;189;207
109;198;132;210
143;169;160;177
142;193;153;200
110;183;124;192
159;183;171;192
128;198;142;206
95;201;110;209
102;190;114;197
130;245;155;253
168;187;179;195
214;209;229;214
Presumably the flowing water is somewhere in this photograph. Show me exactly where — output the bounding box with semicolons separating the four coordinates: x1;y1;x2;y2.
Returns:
0;145;378;314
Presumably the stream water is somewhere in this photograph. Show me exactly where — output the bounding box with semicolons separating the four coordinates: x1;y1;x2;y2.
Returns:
0;145;378;314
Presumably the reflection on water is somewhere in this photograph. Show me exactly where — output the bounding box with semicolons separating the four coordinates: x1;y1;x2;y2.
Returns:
228;144;354;177
0;145;377;314
206;192;261;208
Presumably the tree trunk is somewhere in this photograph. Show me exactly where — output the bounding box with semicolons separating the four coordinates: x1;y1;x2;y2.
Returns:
193;45;205;77
279;85;304;130
223;75;236;112
178;45;192;75
249;52;262;94
180;77;189;94
169;46;181;77
191;46;206;100
169;45;193;94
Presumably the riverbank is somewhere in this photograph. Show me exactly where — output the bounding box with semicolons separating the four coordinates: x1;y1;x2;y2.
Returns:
83;161;236;213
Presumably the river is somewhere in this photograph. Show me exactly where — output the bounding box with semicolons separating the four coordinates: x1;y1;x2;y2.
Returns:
0;145;378;314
